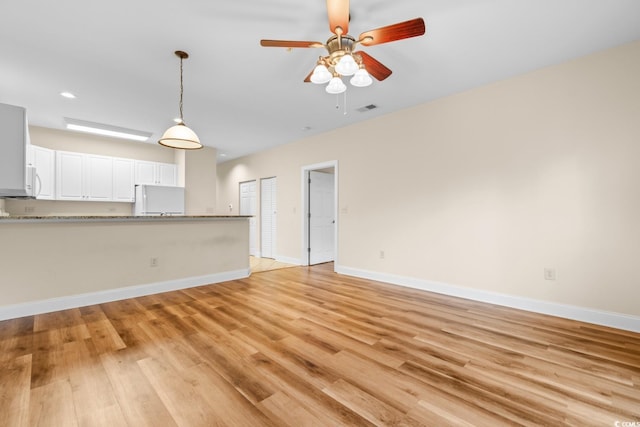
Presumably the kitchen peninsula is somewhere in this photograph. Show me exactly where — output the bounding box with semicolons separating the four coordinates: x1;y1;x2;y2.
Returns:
0;215;250;320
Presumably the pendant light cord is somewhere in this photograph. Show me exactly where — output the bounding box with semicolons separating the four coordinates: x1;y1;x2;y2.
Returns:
179;56;184;123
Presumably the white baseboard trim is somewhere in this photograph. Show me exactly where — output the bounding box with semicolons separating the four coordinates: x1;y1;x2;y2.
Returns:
275;255;302;265
0;268;250;321
335;265;640;333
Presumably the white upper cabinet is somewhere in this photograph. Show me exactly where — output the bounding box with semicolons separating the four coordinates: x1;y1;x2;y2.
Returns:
134;160;156;185
56;151;114;201
113;158;135;202
134;160;177;186
56;151;85;201
27;145;55;200
157;162;177;186
36;145;179;202
85;154;113;201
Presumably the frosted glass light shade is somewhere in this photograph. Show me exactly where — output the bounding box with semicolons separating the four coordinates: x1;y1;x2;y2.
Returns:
334;54;359;76
158;123;202;149
350;68;373;87
310;64;332;84
325;76;346;94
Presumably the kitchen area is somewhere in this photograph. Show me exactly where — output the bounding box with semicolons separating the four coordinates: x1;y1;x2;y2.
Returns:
0;103;250;321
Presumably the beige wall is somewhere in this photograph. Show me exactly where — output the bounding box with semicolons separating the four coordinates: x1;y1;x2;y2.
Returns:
0;218;248;308
217;41;640;318
28;126;176;162
185;147;217;214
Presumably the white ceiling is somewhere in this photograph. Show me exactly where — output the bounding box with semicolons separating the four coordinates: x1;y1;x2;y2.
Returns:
1;1;639;162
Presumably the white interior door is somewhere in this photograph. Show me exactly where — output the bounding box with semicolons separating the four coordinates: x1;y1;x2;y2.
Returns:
240;180;258;256
309;170;335;265
261;177;277;259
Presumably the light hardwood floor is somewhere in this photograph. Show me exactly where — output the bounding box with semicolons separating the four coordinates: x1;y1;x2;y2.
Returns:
1;263;639;426
250;256;297;273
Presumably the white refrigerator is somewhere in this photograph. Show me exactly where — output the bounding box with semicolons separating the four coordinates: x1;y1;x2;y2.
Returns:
134;185;185;216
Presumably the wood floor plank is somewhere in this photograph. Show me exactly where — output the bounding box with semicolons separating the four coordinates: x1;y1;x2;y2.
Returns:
322;378;422;426
0;263;638;425
64;339;125;425
323;349;424;413
84;319;127;354
185;331;275;404
257;391;327;427
0;354;31;427
399;358;563;425
99;350;178;427
29;380;78;427
139;357;276;427
247;351;376;426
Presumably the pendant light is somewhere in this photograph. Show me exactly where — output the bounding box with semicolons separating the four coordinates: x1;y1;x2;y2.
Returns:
158;50;202;150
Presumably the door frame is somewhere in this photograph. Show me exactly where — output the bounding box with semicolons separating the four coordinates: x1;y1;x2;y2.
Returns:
301;160;338;268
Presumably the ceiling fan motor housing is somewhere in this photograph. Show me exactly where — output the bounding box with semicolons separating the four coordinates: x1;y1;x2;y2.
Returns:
327;35;356;66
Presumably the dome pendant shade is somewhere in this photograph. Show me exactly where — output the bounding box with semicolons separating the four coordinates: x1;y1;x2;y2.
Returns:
158;50;202;150
310;64;332;84
350;68;373;87
334;54;359;76
158;123;202;150
326;76;346;94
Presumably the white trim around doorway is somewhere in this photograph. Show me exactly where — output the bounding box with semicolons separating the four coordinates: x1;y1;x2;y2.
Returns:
300;161;338;268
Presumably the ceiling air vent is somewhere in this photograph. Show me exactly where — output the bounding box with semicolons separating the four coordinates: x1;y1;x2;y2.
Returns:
356;104;378;113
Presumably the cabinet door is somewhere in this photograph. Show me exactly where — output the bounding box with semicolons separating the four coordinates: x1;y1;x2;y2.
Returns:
32;146;55;200
56;151;84;200
85;155;113;201
134;160;157;185
113;158;135;202
157;162;177;186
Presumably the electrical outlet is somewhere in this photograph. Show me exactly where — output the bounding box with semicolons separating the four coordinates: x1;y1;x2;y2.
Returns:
544;268;556;281
150;257;159;267
379;250;385;259
24;206;35;213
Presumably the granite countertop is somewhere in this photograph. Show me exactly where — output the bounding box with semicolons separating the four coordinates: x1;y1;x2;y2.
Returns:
0;215;251;223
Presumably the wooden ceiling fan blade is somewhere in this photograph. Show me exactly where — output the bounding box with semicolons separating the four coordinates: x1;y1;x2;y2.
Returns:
303;68;314;83
260;40;324;48
327;0;349;35
359;18;425;46
356;51;392;81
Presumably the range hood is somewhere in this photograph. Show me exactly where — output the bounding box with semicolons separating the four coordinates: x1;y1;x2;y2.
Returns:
0;103;35;198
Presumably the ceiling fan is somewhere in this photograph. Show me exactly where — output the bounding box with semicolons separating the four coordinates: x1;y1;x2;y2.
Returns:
260;0;425;94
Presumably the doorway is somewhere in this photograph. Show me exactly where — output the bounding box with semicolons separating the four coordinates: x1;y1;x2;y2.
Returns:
302;161;338;267
239;180;258;257
260;177;277;259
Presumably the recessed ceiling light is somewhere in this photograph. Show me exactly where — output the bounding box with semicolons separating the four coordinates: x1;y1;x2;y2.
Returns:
219;153;227;157
60;91;76;99
64;118;152;142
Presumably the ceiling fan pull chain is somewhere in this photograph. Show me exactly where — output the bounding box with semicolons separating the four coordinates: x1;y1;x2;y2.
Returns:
336;94;340;110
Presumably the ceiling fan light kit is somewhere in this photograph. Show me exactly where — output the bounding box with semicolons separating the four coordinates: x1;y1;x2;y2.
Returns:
158;50;202;150
260;0;425;95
